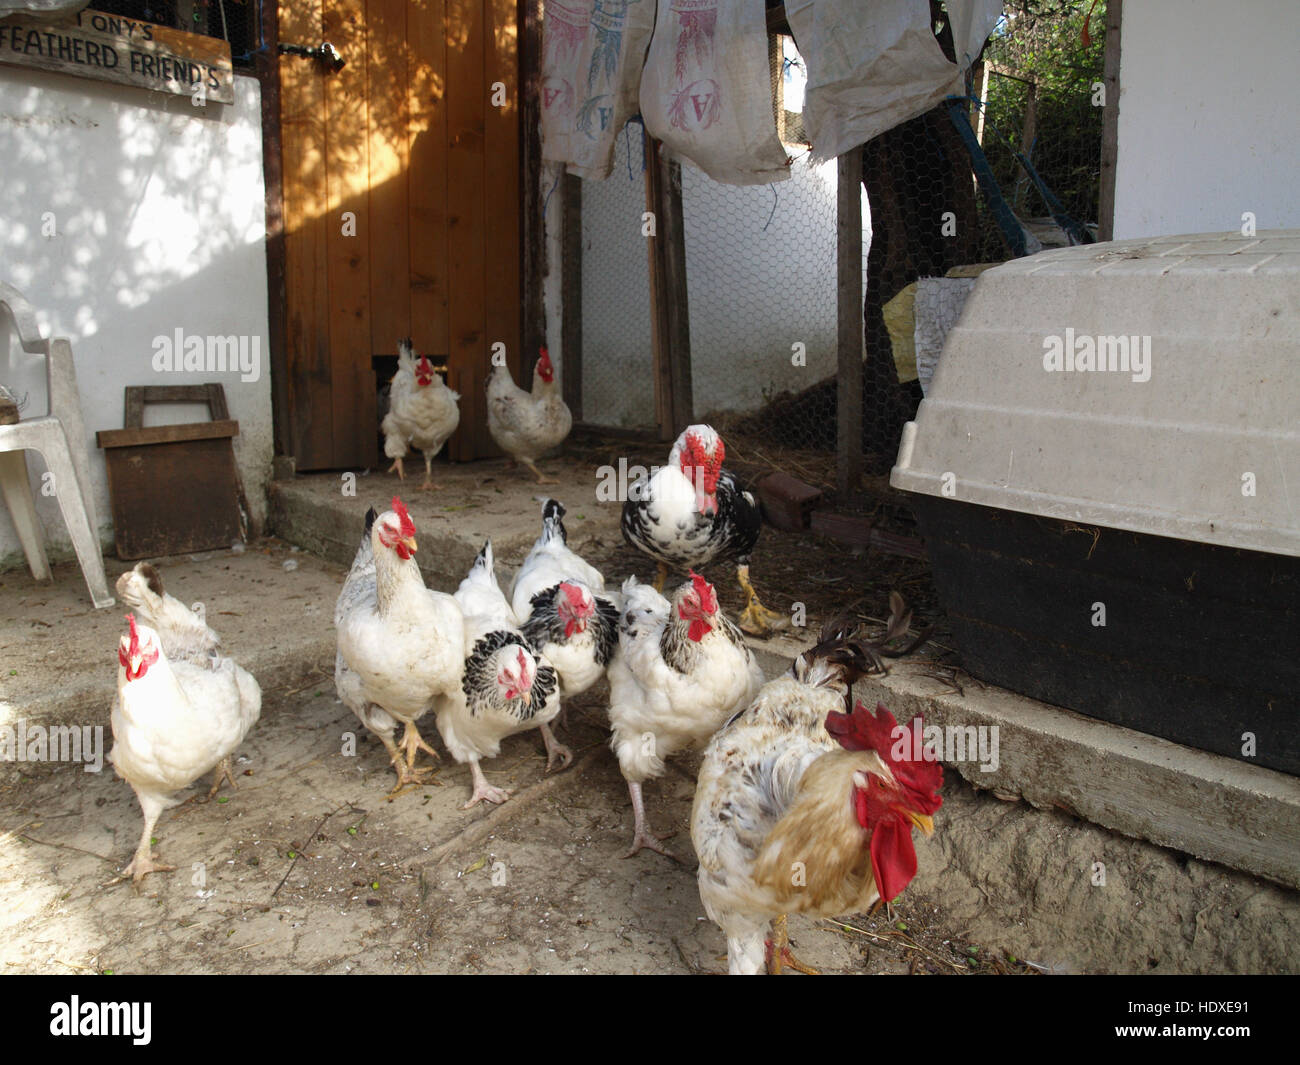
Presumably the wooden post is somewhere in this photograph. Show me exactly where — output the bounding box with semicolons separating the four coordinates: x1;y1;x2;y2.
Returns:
837;146;864;496
255;0;290;469
973;61;990;145
644;132;694;441
521;0;546;360
561;172;584;422
1098;0;1122;242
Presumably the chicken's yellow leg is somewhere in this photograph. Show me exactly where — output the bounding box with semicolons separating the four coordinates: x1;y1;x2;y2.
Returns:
767;914;819;975
205;756;237;801
737;564;787;638
388;456;406;480
522;458;559;486
652;561;669;593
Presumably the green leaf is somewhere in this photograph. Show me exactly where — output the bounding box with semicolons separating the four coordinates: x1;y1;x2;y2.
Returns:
216;796;230;804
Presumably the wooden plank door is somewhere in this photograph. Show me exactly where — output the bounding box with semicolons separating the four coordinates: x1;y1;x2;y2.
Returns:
277;0;522;470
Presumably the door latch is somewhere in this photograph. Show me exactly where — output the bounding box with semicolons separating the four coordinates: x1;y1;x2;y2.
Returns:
278;41;346;73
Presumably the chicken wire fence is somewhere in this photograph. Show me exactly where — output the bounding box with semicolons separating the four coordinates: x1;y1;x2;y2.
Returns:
562;3;1106;502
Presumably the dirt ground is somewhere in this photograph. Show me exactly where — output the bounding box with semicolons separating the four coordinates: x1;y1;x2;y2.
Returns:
0;680;1033;976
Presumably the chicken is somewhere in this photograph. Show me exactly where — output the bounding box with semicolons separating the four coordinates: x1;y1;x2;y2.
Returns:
606;572;764;858
109;614;261;885
512;498;620;702
115;561;221;665
486;347;571;484
692;621;943;974
621;423;785;637
435;540;567;807
334;498;465;795
381;338;461;491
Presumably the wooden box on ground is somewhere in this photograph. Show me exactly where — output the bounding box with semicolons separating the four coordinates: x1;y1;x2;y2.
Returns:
96;385;244;560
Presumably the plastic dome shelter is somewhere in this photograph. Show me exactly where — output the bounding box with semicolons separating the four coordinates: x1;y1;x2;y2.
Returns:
891;231;1300;776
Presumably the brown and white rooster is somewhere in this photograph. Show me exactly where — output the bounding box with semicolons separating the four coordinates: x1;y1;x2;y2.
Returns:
486;347;571;484
435;540;567;807
606;572;764;858
692;621;943;975
334;498;465;794
511;498;620;704
109;614;261;885
381;338;460;491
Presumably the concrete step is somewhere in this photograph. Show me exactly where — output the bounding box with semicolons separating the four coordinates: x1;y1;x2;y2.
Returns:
267;467;623;591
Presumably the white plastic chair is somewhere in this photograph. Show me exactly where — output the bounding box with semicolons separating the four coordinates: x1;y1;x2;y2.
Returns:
0;282;113;608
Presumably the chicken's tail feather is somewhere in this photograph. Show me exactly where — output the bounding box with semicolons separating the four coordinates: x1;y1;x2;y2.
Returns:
793;617;875;695
538;497;567;545
473;539;495;575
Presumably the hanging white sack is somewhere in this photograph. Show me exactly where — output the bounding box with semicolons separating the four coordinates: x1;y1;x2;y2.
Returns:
785;0;1002;160
639;0;790;187
540;0;657;181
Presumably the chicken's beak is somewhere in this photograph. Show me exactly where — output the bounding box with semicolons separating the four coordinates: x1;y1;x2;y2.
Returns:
403;536;418;555
520;690;532;707
905;810;935;837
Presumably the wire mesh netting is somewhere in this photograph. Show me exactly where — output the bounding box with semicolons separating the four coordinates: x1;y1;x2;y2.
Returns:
578;126;657;431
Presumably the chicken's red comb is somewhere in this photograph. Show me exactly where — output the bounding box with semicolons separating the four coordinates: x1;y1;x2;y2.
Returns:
827;701;943;814
517;647;530;677
560;581;588;611
688;571;717;614
118;612;140;668
391;496;416;538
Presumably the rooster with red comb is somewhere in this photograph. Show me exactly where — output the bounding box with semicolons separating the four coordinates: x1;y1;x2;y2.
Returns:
621;424;785;636
692;619;942;974
486;346;572;484
606;570;764;857
381;338;461;491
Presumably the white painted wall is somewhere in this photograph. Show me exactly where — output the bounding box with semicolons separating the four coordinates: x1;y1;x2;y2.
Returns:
1114;0;1300;239
0;68;271;571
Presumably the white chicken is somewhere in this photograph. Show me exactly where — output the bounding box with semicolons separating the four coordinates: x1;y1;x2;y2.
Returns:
115;561;220;665
435;540;568;808
511;498;620;701
692;621;943;974
486;347;571;484
109;614;261;885
381;338;461;491
606;572;764;858
334;498;465;795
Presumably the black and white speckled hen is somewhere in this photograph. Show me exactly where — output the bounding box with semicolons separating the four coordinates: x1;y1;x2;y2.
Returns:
435;540;567;808
511;498;620;704
621;423;785;636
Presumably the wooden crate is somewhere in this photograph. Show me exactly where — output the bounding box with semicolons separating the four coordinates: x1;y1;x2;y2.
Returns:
96;385;244;560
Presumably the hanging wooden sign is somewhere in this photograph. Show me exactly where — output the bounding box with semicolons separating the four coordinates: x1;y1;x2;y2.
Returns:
0;7;234;104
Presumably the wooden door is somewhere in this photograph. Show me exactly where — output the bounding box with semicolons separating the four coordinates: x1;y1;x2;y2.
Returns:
278;0;522;470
